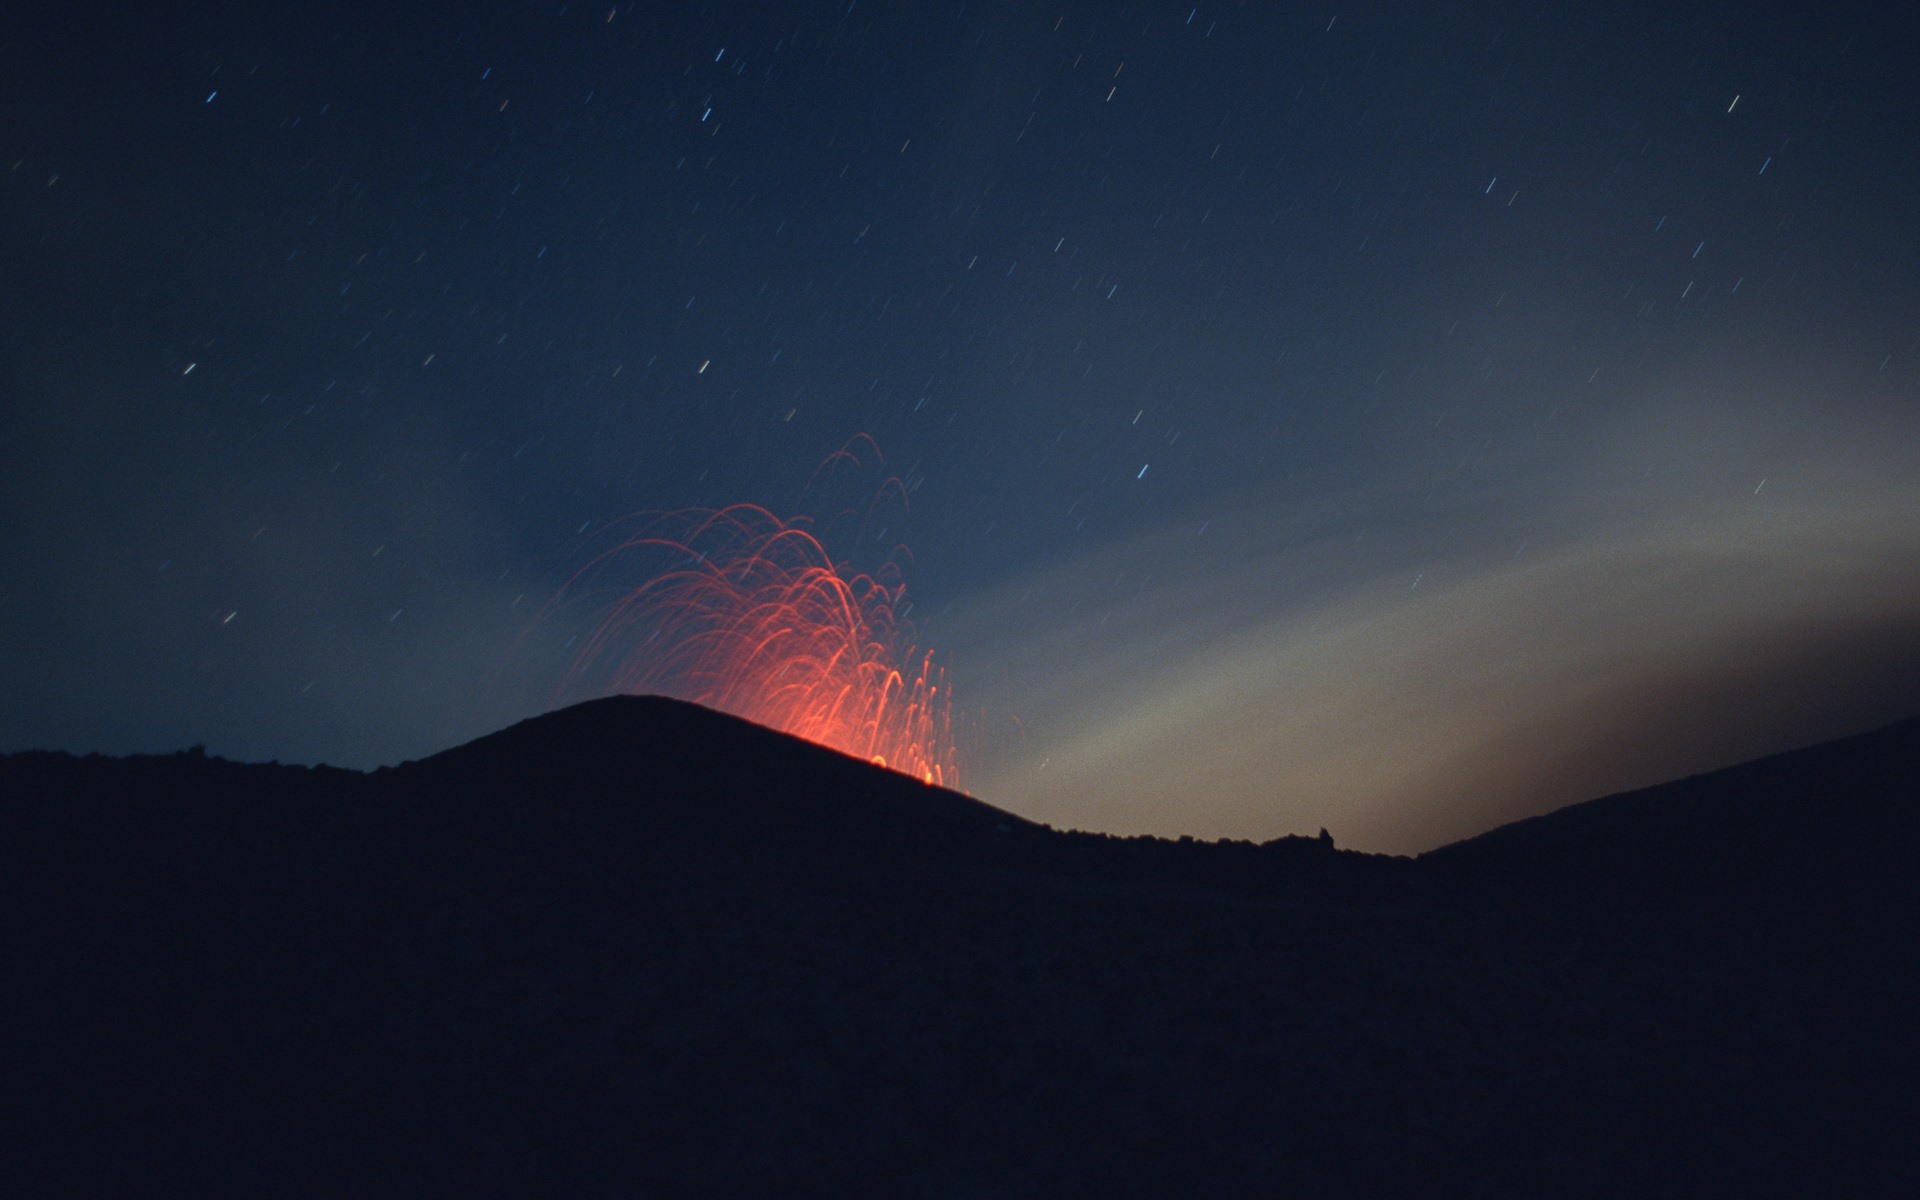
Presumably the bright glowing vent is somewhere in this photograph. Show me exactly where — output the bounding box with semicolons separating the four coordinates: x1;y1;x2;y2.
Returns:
554;501;959;788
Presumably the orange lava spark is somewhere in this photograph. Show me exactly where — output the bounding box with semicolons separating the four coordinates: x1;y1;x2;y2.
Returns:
556;504;959;788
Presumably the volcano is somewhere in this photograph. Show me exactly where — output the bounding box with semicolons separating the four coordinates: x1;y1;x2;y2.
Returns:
6;699;1917;1196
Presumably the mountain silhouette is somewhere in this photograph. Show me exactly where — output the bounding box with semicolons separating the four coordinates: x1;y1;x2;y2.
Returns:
1422;713;1920;902
387;695;1040;873
5;698;1916;1196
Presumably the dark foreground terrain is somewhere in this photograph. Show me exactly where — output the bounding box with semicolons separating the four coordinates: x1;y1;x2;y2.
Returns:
6;696;1917;1197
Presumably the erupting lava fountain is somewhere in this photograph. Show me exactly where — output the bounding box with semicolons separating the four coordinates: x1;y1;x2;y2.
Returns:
553;502;960;788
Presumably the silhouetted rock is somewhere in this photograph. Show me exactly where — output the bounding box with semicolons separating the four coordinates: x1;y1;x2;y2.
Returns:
1421;714;1920;908
5;699;1916;1196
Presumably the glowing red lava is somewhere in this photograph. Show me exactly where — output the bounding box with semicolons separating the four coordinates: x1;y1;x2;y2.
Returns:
554;503;959;788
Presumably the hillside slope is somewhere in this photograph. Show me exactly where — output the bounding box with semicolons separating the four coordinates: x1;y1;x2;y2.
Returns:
5;700;1915;1196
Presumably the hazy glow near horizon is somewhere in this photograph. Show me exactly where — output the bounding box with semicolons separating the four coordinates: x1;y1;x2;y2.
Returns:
943;387;1920;854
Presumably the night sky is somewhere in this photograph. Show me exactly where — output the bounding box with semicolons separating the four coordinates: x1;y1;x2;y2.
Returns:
5;1;1918;852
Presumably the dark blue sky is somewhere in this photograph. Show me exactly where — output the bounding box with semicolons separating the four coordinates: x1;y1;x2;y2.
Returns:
5;1;1917;850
